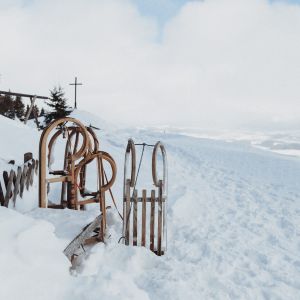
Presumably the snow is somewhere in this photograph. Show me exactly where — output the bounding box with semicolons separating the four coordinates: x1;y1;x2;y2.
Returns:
0;111;300;299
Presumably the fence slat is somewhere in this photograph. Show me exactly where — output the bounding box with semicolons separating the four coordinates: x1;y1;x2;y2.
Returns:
133;190;138;246
0;182;4;206
0;153;38;207
4;170;15;207
3;171;9;189
150;190;155;252
141;189;146;247
26;163;32;190
12;167;22;207
30;160;35;185
20;165;28;198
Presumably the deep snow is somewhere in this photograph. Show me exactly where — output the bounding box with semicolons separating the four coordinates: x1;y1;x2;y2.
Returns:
0;112;300;300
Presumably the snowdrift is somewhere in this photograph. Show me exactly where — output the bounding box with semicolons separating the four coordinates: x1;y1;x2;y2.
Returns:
0;111;300;299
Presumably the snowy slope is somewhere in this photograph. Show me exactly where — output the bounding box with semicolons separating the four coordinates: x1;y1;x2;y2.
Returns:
0;112;300;300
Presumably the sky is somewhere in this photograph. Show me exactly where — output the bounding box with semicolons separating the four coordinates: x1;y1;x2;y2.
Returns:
0;0;300;129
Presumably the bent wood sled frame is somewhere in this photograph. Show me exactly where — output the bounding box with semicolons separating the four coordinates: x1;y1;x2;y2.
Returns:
123;139;168;256
38;117;117;242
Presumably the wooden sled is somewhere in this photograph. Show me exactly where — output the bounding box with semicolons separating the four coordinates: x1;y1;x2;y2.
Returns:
122;139;168;256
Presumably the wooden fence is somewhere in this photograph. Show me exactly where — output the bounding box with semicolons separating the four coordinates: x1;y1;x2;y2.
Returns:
0;152;39;208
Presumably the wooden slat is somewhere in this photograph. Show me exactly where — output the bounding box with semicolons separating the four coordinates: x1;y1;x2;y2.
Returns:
3;171;9;189
150;190;155;252
63;214;103;262
26;163;32;190
4;170;15;207
30;160;35;185
73;131;80;155
20;165;28;198
141;189;146;247
125;179;131;245
24;152;33;163
12;167;22;206
157;181;163;256
46;176;71;183
133;190;138;246
123;196;166;203
0;182;5;206
99;190;106;240
35;160;39;174
77;198;98;205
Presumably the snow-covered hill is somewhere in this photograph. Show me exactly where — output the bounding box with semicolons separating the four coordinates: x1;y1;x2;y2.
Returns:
1;111;300;300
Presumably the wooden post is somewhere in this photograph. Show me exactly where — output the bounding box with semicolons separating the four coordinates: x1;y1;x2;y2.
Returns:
150;190;155;252
24;96;36;124
141;189;147;247
133;190;138;246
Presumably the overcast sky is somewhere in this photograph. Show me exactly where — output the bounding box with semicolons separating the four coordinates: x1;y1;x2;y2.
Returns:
0;0;300;129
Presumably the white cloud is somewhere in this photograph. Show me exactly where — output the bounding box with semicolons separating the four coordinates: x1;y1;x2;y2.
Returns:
0;0;300;129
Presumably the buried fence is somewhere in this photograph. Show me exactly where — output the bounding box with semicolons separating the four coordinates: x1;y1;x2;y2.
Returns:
0;152;39;208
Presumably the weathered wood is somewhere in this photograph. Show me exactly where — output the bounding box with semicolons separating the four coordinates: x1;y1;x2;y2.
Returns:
63;214;103;262
30;160;35;185
3;171;9;189
157;181;163;256
0;182;5;206
141;189;146;247
150;190;155;252
125;179;131;245
133;190;138;246
123;196;166;203
24;152;33;163
26;163;32;190
4;170;15;207
46;176;71;183
73;131;80;155
24;96;36;124
12;167;22;206
99;190;106;240
35;160;39;175
20;165;28;198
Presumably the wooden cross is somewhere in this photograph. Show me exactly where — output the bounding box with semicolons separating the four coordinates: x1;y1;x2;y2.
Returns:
69;77;82;109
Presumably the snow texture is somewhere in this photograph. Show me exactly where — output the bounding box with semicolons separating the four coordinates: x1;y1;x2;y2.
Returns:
0;111;300;299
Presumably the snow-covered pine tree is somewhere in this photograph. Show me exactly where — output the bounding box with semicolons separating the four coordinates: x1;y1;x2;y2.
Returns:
45;86;72;125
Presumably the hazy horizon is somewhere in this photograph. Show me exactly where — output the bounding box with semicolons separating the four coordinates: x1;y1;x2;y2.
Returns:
1;0;300;130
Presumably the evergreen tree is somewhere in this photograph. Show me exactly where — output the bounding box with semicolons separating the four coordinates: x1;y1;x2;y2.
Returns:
40;108;45;117
14;96;25;120
45;86;72;125
1;95;15;119
31;104;40;120
0;95;13;117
